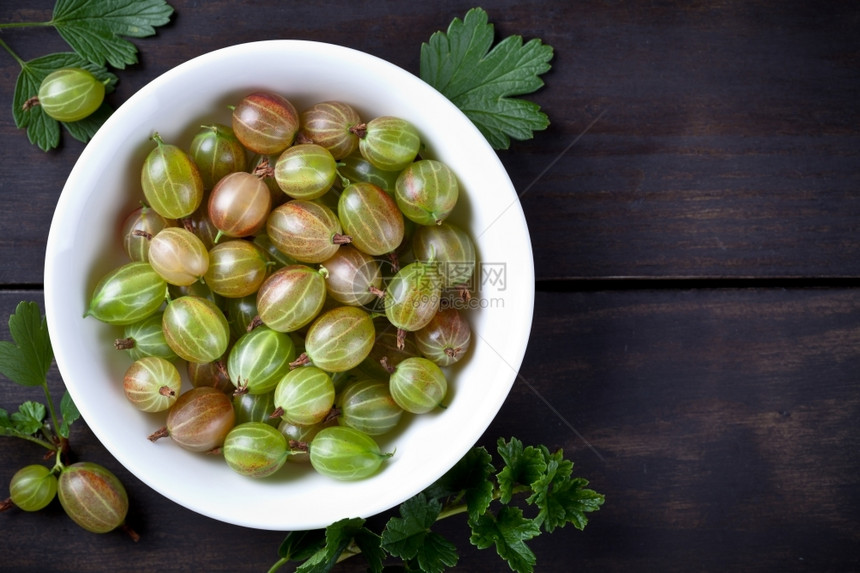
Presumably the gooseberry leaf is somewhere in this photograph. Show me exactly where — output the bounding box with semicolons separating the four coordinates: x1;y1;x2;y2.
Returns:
424;445;495;520
0;302;53;387
469;506;541;573
353;528;385;573
51;0;175;69
531;474;605;532
525;446;604;532
381;494;458;573
0;408;11;433
420;7;553;150
295;517;367;573
277;529;327;562
59;391;81;439
496;437;548;503
10;401;47;435
12;53;118;151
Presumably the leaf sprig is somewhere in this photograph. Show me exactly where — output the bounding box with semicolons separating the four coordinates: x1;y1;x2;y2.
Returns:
269;438;604;573
0;0;174;150
0;302;79;457
420;7;554;150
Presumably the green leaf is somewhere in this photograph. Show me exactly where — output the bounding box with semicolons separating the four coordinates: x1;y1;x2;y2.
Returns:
420;7;553;150
59;391;81;439
0;407;13;435
516;445;604;532
10;401;47;435
425;446;495;520
534;476;605;532
469;506;541;573
381;494;458;573
496;437;547;503
296;517;366;573
12;53;117;151
62;101;114;144
277;529;327;561
51;0;175;69
0;302;53;387
353;527;385;573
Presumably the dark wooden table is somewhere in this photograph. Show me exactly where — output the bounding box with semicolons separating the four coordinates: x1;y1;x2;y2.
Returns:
1;1;859;571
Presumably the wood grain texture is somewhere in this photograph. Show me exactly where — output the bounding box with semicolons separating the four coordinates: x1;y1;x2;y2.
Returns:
1;289;858;572
1;1;859;282
1;1;859;571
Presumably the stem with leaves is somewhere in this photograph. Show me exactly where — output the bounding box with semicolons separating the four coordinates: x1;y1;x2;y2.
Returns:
269;438;604;573
0;0;173;150
0;302;80;506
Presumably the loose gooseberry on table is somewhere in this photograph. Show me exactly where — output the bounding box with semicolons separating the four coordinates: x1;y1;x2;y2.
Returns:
33;67;106;122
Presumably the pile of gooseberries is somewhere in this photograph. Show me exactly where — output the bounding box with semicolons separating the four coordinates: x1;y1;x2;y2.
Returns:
86;90;477;482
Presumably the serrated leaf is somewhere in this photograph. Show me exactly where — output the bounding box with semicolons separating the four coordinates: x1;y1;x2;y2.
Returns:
0;302;53;387
353;528;385;573
12;53;117;151
0;408;13;434
424;446;495;520
496;437;547;503
543;478;605;532
381;494;458;573
59;391;81;439
517;446;604;532
62;100;114;144
381;494;441;560
469;506;541;573
420;7;553;150
51;0;175;68
277;529;327;561
11;401;47;435
296;517;366;573
416;532;458;573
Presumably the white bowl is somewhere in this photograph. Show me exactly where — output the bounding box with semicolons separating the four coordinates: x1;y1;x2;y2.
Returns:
44;40;534;531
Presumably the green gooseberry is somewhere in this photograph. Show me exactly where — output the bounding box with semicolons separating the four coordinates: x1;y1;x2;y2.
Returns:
227;326;296;395
223;422;288;478
36;68;105;122
162;295;230;363
141;132;205;220
85;262;167;326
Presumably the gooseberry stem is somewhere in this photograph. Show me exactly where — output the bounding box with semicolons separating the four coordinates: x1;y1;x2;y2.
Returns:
266;557;289;573
122;522;141;542
12;432;55;451
0;21;54;30
41;381;63;448
147;427;169;442
52;449;65;475
0;36;26;67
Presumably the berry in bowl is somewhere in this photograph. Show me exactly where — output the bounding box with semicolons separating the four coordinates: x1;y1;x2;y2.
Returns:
45;40;534;530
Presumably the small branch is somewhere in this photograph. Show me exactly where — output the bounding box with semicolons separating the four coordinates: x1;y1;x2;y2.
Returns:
0;35;28;67
12;431;57;451
266;557;290;573
0;21;53;30
42;382;63;447
436;502;470;521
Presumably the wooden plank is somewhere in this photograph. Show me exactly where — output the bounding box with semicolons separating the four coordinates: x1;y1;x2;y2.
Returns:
1;1;859;283
487;287;860;571
1;288;858;571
